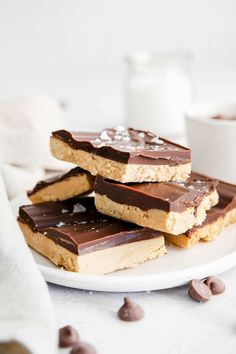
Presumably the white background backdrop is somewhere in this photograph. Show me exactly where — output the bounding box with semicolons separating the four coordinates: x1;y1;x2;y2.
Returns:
1;2;236;353
0;0;236;130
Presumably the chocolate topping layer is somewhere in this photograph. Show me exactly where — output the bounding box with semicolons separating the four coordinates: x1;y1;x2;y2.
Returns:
52;127;191;166
18;198;162;255
186;177;236;236
95;172;218;213
27;167;92;196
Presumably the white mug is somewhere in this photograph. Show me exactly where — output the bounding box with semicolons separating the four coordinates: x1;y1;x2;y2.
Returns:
186;102;236;183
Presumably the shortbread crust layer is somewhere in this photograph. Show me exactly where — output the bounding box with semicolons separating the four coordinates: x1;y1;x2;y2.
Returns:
164;177;236;247
164;217;224;248
28;167;93;203
95;191;219;235
28;173;93;203
50;135;191;183
164;207;236;248
18;197;166;274
18;222;166;274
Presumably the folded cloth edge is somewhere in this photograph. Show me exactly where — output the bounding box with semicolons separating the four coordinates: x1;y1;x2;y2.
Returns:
0;171;57;354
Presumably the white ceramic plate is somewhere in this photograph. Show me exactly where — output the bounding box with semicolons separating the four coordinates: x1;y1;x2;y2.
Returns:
12;194;236;292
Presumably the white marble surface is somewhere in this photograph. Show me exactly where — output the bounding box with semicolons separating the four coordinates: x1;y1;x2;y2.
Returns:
53;267;236;354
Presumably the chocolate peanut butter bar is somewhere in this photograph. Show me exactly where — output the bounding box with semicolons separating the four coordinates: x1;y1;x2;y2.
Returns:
50;127;191;183
28;167;94;204
164;177;236;248
94;173;219;235
18;198;166;274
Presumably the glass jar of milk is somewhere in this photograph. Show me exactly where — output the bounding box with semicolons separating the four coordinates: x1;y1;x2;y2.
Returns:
125;51;193;137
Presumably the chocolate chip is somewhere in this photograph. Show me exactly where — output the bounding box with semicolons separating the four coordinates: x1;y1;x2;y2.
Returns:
118;297;144;321
188;280;212;303
204;276;225;295
70;341;97;354
59;325;80;348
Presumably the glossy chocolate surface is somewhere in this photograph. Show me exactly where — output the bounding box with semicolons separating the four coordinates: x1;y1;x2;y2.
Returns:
95;172;218;213
186;178;236;236
52;127;191;166
27;167;92;196
18;198;162;255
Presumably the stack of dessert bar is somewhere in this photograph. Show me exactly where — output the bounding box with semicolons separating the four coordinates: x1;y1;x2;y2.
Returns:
18;127;236;275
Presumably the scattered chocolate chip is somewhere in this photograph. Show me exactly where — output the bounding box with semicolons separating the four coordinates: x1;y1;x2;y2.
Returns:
188;280;212;303
118;297;144;321
70;341;96;354
204;276;225;295
59;325;80;348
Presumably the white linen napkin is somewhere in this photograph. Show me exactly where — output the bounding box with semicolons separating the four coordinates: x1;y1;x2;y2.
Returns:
0;172;57;354
0;95;72;199
0;95;66;170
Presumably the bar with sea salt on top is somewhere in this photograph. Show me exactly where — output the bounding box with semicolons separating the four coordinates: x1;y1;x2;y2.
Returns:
50;127;191;183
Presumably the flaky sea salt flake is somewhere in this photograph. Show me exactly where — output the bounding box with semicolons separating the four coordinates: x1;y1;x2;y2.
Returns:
151;137;164;144
115;125;126;132
56;221;65;227
100;130;111;141
61;208;69;214
73;203;86;213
